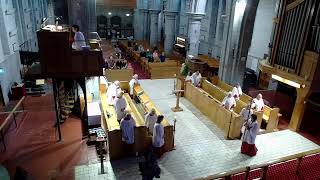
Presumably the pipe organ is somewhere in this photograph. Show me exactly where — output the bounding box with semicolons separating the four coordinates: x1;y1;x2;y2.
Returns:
270;0;320;74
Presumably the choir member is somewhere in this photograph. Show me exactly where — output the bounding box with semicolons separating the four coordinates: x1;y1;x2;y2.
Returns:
153;115;165;158
106;81;121;105
120;113;136;146
145;109;157;134
222;92;236;110
114;91;127;121
240;104;253;135
241;114;259;156
71;25;86;50
252;93;265;111
129;74;140;96
191;71;202;87
231;83;243;100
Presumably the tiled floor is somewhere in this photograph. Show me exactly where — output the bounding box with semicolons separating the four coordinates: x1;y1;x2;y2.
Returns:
74;79;320;180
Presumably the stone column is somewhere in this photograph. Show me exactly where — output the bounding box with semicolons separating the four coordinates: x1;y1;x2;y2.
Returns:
149;10;160;47
164;11;178;54
141;9;149;41
134;9;143;40
187;13;205;57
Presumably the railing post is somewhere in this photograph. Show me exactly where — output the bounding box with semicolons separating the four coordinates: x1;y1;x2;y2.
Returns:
21;101;25;111
13;113;17;128
225;175;231;180
245;167;250;180
0;130;6;151
296;157;303;180
262;166;269;180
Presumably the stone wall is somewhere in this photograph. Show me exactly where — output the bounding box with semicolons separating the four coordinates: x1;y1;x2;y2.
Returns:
0;0;53;104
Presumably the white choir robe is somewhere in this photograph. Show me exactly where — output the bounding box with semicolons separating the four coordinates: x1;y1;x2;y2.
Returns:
222;96;236;110
231;86;242;100
153;123;164;148
191;73;202;87
252;98;265;111
241;119;259;144
106;84;122;105
145;113;157;134
114;97;127;120
240;108;253;120
185;75;193;84
120;118;136;144
240;108;253;133
129;79;140;95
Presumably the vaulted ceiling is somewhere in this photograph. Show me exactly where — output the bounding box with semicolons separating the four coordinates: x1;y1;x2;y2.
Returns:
96;0;136;8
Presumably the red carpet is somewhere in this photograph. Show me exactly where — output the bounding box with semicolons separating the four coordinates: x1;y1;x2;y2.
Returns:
0;94;93;180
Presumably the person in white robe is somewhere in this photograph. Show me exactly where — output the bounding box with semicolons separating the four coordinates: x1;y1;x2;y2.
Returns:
120;113;136;144
114;91;127;121
191;71;202;87
231;83;243;100
241;114;259;156
106;81;121;105
153;115;165;157
145;109;157;134
185;72;193;83
129;74;140;96
222;92;236;110
240;104;253;134
251;93;265;111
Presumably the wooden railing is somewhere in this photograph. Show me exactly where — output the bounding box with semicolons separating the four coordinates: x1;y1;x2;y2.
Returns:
0;96;26;151
195;148;320;180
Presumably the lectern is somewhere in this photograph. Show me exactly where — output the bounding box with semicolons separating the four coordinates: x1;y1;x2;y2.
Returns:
171;90;184;112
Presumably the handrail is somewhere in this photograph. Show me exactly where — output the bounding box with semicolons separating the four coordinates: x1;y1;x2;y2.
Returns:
0;96;25;130
197;148;320;180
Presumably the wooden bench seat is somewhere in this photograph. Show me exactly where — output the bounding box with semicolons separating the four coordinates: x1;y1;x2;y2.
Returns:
99;83;148;159
133;85;174;151
105;69;133;81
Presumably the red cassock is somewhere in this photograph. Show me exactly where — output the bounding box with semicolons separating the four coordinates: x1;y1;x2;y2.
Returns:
241;142;258;156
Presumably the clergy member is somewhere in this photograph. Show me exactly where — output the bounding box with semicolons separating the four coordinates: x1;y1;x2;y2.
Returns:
107;81;122;105
241;114;259;156
252;93;265;111
120;113;136;146
191;71;202;87
129;74;140;97
145;109;157;134
71;25;86;50
153;115;165;158
114;91;127;121
231;83;243;100
222;92;236;110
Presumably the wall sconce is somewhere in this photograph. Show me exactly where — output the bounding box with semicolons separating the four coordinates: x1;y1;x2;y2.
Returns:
108;12;112;15
271;74;304;88
126;13;130;17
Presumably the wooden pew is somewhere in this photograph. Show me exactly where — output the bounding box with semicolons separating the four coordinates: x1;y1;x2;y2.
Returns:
212;79;279;133
99;83;148;159
133;85;174;152
147;60;180;79
184;82;232;138
105;68;133;81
